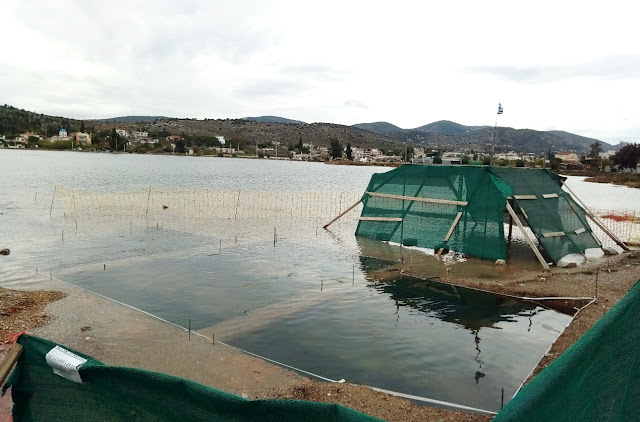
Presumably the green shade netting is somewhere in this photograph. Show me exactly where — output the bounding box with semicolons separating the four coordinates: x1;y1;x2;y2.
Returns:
355;165;600;264
491;168;600;263
3;335;383;422
494;279;640;422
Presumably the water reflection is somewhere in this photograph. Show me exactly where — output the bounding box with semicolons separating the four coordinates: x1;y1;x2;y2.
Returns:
359;253;544;387
371;275;533;331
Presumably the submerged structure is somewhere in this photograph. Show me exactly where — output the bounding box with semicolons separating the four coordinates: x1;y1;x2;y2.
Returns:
326;165;628;269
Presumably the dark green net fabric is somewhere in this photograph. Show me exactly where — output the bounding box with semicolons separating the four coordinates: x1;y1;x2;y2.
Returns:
3;335;382;422
355;166;599;264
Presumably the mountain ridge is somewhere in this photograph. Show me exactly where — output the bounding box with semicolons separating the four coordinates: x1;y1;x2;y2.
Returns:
0;105;617;154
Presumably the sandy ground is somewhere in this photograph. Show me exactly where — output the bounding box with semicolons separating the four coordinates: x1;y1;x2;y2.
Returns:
1;249;639;421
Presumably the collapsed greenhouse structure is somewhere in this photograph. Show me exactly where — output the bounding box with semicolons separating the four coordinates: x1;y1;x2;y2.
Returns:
327;165;628;269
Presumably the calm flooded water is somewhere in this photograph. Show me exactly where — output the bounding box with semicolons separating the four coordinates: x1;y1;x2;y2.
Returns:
1;150;637;412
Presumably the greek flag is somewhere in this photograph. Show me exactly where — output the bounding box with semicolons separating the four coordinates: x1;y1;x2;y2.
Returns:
497;103;504;114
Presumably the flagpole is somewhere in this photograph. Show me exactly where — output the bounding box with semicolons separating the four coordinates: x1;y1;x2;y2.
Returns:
491;114;498;166
490;103;503;166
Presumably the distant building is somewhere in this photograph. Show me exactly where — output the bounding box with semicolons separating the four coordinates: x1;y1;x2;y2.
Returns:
50;129;72;143
116;129;129;138
495;151;522;161
555;151;580;163
600;150;617;160
15;132;41;144
216;147;236;157
75;132;92;145
131;131;148;140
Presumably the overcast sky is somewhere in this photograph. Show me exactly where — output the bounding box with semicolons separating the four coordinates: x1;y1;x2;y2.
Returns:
2;0;639;144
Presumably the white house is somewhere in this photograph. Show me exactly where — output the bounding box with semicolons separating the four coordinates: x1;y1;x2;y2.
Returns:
555;151;580;163
131;131;148;140
75;132;92;145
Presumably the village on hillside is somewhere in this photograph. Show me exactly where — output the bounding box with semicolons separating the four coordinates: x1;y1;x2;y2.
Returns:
0;127;634;173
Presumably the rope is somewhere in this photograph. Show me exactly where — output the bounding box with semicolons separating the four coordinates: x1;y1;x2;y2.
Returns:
511;298;596;398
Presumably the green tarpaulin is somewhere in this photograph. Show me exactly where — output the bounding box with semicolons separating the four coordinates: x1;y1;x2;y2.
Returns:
3;335;383;422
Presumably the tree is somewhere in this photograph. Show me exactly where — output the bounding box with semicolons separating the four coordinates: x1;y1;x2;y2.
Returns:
110;128;120;150
588;141;603;159
612;144;640;169
433;156;442;164
80;120;86;133
330;139;343;159
402;146;414;162
482;157;491;165
588;140;603;168
345;143;353;160
296;136;303;151
174;139;187;154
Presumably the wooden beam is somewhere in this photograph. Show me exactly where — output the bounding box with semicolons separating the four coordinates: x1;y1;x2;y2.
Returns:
365;191;467;206
358;217;403;222
514;195;537;200
0;343;23;386
542;231;566;238
542;193;559;198
444;212;464;242
323;199;362;229
562;183;630;251
506;202;550;270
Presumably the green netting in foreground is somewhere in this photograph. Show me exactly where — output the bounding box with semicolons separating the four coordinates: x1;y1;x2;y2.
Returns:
355;166;600;264
3;335;382;422
494;278;640;422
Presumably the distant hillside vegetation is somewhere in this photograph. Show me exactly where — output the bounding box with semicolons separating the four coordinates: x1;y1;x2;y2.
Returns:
0;104;83;137
92;116;169;123
352;119;613;153
412;120;488;135
352;121;403;135
0;104;616;154
243;116;306;125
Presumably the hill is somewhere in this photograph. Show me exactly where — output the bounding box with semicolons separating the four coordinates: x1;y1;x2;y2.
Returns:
411;120;488;135
352;122;403;135
352;119;614;153
89;118;400;151
243;116;306;125
0;105;83;137
0;104;615;154
93;116;169;123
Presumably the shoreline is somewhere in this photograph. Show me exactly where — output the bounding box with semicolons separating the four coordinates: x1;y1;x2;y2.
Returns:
4;148;637;188
2;250;638;421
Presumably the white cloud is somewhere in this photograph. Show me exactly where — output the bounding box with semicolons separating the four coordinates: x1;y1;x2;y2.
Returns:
1;0;639;141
